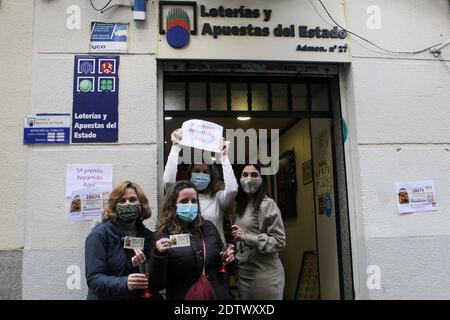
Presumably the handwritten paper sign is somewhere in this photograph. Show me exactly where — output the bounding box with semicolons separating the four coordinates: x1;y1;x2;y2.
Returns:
66;164;113;197
180;119;223;153
394;180;438;214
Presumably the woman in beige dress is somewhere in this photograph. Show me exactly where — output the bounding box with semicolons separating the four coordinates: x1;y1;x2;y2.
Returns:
231;164;286;300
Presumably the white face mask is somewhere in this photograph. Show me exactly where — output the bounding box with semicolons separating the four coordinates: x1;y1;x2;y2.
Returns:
240;177;263;194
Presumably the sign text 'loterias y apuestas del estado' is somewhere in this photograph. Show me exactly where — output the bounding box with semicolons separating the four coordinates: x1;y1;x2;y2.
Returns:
199;5;348;53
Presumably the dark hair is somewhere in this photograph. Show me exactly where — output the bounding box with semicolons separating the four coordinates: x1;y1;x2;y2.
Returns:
236;163;267;217
157;180;203;233
186;163;222;197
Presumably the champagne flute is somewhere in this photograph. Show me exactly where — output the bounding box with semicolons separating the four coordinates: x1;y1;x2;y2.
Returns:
229;214;243;254
228;214;237;227
219;243;231;273
138;262;152;299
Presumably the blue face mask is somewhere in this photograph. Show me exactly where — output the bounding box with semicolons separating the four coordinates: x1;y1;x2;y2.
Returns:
190;172;211;191
176;203;198;223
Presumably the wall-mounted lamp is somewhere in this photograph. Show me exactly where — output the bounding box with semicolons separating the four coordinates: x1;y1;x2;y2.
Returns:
133;0;147;20
430;40;450;57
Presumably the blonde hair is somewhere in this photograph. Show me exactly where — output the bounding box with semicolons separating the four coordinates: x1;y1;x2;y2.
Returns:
103;181;152;222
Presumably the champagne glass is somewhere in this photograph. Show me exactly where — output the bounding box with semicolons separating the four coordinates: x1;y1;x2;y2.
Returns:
228;214;237;227
229;214;244;254
219;243;231;273
138;262;152;299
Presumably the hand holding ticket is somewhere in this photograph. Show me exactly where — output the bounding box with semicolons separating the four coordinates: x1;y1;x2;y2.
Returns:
170;234;191;248
155;234;191;253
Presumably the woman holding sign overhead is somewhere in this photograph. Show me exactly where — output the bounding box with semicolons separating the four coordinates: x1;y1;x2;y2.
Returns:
85;181;158;300
163;125;238;243
150;180;235;300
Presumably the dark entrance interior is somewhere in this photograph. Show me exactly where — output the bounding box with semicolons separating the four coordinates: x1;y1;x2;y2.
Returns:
160;61;353;299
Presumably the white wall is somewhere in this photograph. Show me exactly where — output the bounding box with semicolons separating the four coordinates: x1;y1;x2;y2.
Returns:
21;0;158;299
345;0;450;299
0;0;33;299
0;0;33;250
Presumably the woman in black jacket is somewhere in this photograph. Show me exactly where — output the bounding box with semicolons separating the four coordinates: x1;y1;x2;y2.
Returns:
85;181;155;300
150;180;235;300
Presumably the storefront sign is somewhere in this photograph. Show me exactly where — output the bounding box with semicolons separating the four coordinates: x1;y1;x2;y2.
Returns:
395;180;438;214
23;113;70;144
72;56;119;143
90;22;129;53
157;0;350;62
66;164;113;197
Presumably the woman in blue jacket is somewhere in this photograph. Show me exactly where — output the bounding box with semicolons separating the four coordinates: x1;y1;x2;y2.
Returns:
85;181;155;300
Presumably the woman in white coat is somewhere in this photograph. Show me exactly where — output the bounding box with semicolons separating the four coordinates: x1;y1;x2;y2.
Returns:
163;129;238;243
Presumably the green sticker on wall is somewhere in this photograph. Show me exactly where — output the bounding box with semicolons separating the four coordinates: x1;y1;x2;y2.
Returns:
79;79;93;92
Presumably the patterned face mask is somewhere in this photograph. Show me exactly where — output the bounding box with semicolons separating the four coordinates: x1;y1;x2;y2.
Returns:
115;203;141;223
240;177;263;194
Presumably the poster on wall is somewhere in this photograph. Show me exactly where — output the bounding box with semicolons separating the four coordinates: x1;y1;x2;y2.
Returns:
72;55;119;143
318;194;332;217
316;158;332;196
68;187;111;221
90;22;129;53
23;113;71;144
313;124;335;219
394;180;438;214
66;164;113;197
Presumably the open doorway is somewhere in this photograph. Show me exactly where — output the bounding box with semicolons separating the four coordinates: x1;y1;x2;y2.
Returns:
159;61;353;300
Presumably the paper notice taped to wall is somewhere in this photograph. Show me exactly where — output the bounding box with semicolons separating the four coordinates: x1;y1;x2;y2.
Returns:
68;187;111;221
394;180;438;214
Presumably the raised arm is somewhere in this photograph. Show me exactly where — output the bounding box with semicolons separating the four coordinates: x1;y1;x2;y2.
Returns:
163;129;182;189
216;139;238;209
216;155;239;209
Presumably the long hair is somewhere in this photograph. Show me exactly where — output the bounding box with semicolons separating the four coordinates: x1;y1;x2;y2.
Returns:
103;181;152;222
186;163;222;197
236;163;267;217
157;180;203;233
